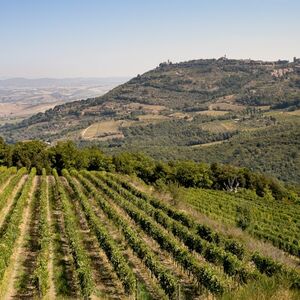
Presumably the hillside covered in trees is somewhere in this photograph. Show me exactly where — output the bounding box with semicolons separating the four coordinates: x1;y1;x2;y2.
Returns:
0;58;299;185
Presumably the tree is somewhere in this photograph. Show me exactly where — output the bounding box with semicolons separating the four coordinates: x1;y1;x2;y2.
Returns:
11;140;49;174
0;137;7;165
48;141;88;173
174;161;213;188
83;147;114;171
236;205;252;230
211;163;246;192
113;152;156;183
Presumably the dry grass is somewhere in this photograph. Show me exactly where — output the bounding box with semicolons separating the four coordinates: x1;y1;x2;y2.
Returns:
257;105;271;111
168;112;190;119
138;114;169;121
196;110;229;116
286;109;300;116
81;120;124;140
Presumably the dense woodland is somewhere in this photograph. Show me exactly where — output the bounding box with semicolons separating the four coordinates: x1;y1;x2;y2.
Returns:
0;137;297;202
103;115;299;184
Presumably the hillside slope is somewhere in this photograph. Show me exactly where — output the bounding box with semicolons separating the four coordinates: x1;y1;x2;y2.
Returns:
0;167;299;299
1;58;300;183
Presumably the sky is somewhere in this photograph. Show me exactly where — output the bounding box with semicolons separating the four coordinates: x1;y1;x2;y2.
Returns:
0;0;299;78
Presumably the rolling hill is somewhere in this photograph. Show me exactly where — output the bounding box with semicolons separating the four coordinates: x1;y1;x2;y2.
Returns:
1;58;300;184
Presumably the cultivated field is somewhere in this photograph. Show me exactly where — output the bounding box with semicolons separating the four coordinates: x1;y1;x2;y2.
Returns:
200;120;238;133
82;120;125;140
81;115;169;141
0;167;299;299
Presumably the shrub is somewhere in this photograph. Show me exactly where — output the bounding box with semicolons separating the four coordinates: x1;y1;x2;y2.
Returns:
236;205;252;230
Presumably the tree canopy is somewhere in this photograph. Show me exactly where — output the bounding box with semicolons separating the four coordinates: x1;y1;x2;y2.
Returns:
0;138;296;201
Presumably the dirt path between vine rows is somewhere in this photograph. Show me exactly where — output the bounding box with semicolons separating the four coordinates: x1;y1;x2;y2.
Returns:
50;176;79;299
3;175;37;300
46;176;56;299
61;176;130;300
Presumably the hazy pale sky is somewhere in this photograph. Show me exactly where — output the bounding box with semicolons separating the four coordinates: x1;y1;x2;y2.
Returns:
0;0;299;78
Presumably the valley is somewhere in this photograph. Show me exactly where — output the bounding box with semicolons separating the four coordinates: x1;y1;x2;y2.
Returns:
0;77;128;124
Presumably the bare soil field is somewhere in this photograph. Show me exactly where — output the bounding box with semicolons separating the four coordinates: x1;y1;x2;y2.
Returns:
195;110;229;116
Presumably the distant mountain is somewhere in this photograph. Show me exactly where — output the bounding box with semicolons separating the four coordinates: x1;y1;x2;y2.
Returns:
1;58;300;183
0;77;129;121
0;77;129;88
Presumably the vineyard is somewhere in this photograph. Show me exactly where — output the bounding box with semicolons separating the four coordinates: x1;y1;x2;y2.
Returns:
181;188;300;258
0;167;299;299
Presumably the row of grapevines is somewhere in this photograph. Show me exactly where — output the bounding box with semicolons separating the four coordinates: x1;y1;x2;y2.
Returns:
60;170;136;295
105;173;300;290
96;172;255;283
198;193;300;257
105;172;246;259
229;189;300;224
0;168;27;215
251;253;300;289
106;173;298;269
181;188;300;257
68;169;178;298
0;166;7;173
249;228;300;257
82;171;230;295
205;189;300;239
0;166;8;175
53;169;94;298
34;169;51;297
0;170;29;237
106;173;194;228
0;168;36;283
0;167;17;188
